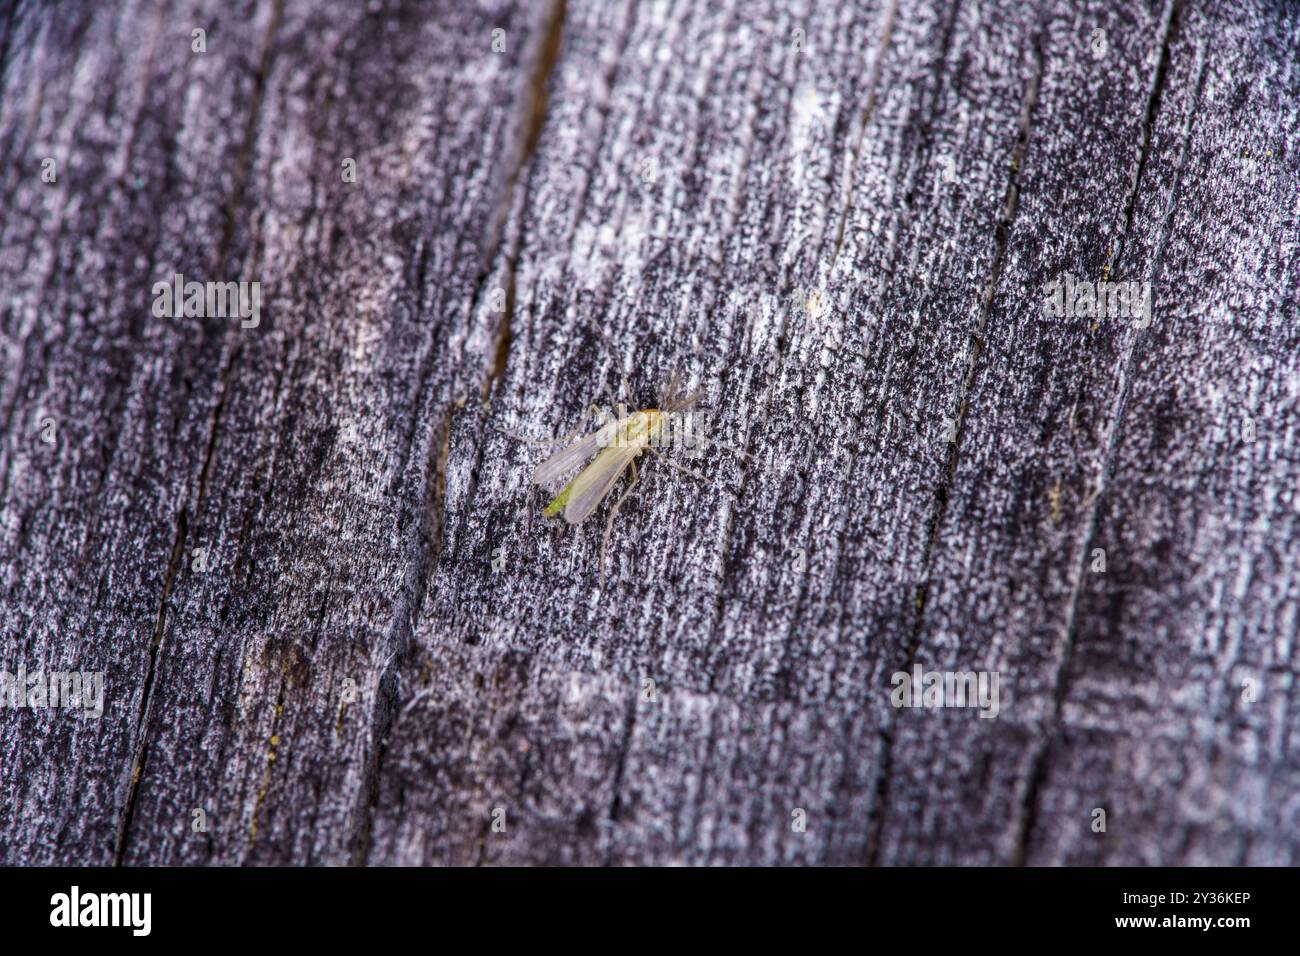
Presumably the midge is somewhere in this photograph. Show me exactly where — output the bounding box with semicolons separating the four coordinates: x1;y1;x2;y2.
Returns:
530;373;743;578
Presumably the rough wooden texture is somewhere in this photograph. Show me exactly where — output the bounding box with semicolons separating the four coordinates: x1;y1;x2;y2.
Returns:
1;0;1296;865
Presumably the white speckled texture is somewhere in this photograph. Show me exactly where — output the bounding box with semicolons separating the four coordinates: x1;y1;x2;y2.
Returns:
1;0;1297;865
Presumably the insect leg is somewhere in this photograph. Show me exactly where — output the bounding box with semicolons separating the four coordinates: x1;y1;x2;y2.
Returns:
648;445;714;485
600;457;640;583
678;431;753;461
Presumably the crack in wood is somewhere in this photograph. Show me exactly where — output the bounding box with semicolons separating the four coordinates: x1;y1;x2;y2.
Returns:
829;0;900;269
6;0;1296;867
881;0;963;278
1011;4;1205;866
347;400;456;864
110;0;285;865
440;0;574;585
1109;0;1186;278
865;20;1045;866
113;507;187;864
248;665;290;849
605;685;639;831
481;0;568;404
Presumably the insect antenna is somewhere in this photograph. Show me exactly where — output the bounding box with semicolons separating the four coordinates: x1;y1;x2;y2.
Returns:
589;322;644;410
600;457;641;583
497;403;612;447
667;386;706;413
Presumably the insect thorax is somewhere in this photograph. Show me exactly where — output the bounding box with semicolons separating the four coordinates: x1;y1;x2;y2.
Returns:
609;410;666;449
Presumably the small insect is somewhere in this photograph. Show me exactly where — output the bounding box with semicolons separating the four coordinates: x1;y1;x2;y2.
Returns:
531;372;737;578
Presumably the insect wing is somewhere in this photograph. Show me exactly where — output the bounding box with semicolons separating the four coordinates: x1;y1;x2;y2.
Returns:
531;408;626;488
532;429;602;488
562;443;638;525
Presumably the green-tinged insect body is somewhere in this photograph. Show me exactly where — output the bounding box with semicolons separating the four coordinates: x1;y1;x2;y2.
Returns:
528;372;727;580
539;409;667;522
544;483;574;518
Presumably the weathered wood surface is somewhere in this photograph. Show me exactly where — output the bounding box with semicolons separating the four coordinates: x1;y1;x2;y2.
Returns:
1;0;1297;865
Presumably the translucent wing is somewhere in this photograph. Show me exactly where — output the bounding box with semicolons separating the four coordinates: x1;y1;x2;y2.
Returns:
532;431;600;488
532;417;621;488
562;443;638;525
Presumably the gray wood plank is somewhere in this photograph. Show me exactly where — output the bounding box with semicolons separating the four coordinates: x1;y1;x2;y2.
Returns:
1;0;549;865
1;0;1295;866
2;0;288;865
1020;0;1300;866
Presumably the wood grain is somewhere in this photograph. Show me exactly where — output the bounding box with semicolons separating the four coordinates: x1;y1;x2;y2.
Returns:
1;0;1296;865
